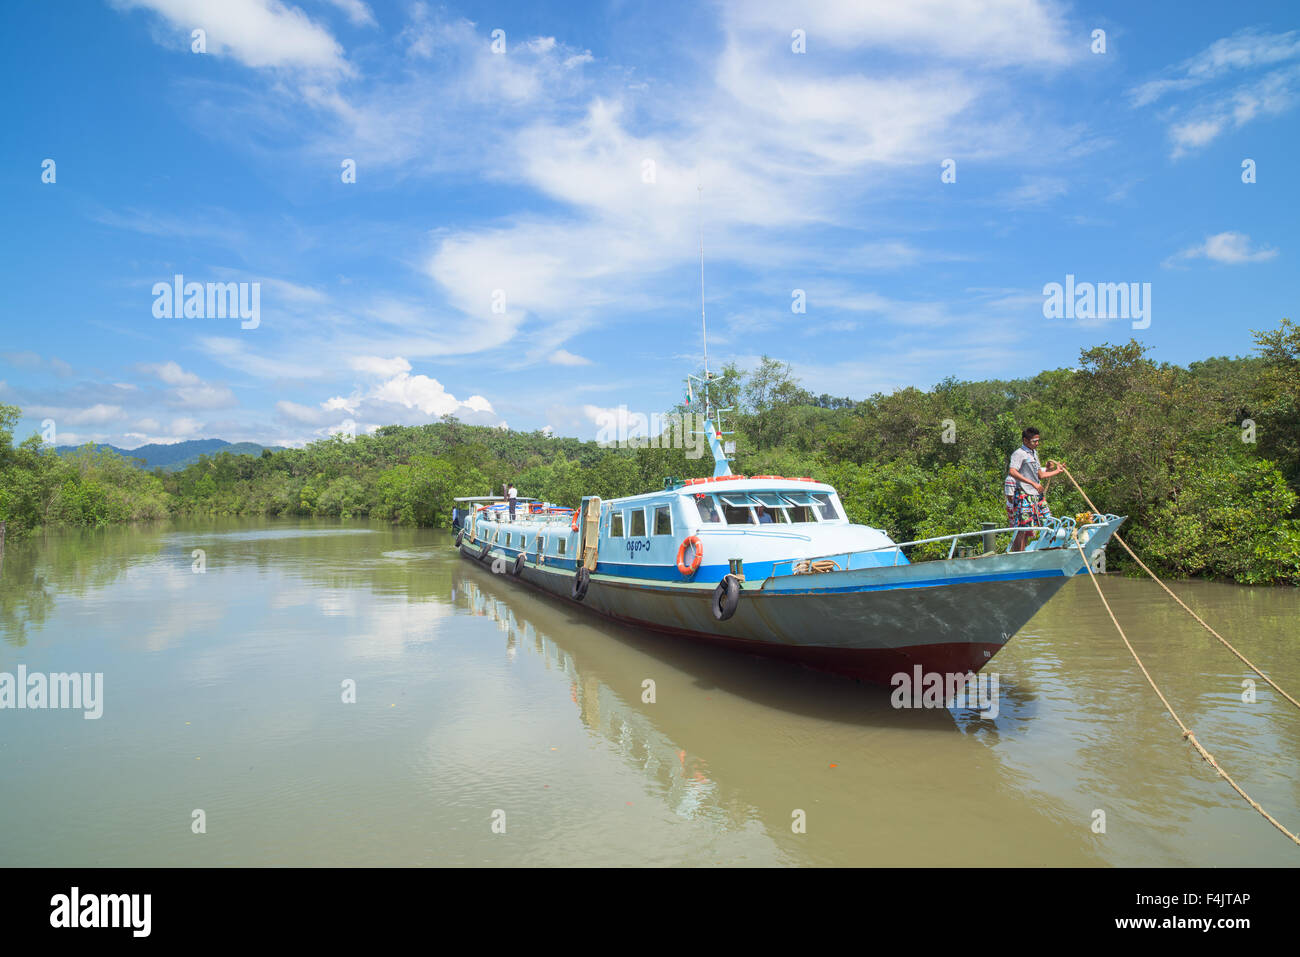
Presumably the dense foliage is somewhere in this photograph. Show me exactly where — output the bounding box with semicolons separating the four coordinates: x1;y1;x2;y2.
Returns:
3;320;1298;584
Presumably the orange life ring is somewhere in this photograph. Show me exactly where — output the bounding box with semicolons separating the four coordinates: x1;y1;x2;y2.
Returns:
676;536;703;576
571;513;579;532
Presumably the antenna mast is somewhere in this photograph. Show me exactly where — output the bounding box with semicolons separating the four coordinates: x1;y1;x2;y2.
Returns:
684;182;733;477
698;183;709;417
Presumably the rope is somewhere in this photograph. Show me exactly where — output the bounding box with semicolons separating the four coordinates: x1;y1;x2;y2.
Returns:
1072;539;1300;845
1059;464;1300;714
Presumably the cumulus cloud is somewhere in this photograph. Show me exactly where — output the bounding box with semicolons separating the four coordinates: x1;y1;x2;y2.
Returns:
369;372;491;416
275;361;501;435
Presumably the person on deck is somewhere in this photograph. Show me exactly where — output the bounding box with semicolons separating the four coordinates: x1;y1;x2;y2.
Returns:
1007;428;1064;552
506;482;518;522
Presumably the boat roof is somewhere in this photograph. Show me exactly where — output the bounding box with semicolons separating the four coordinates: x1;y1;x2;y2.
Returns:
605;476;835;507
454;496;541;502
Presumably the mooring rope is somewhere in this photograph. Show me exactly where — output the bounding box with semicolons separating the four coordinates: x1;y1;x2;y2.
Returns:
1059;464;1300;714
1071;539;1300;845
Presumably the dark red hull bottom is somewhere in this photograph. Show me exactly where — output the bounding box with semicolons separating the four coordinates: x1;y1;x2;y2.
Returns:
602;614;1005;684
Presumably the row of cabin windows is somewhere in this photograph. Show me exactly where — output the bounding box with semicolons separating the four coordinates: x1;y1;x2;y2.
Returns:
692;491;841;525
608;505;672;538
482;527;567;555
477;490;839;552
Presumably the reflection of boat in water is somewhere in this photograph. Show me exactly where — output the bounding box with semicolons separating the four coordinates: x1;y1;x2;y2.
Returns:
450;564;1073;864
456;299;1122;685
457;568;733;823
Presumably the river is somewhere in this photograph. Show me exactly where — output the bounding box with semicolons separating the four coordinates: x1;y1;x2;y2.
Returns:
1;519;1296;866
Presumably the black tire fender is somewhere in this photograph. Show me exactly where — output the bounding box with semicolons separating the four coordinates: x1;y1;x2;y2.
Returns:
572;566;590;601
713;574;741;621
455;529;464;548
513;552;525;576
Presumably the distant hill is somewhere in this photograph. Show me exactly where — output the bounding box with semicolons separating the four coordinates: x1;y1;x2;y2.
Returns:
56;439;285;471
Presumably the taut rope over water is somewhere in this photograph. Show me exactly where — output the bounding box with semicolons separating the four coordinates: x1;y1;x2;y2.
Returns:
1072;538;1300;846
1060;464;1300;714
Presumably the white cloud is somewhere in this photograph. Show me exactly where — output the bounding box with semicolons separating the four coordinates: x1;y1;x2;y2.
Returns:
277;368;500;434
1131;29;1300;106
138;360;200;386
172;383;238;409
111;0;352;74
371;373;491;416
350;355;412;377
1129;30;1300;157
997;176;1070;209
322;395;356;414
276;400;331;424
727;0;1076;65
416;2;1085;361
547;349;593;366
69;404;125;425
1166;232;1279;266
136;361;237;409
321;0;375;28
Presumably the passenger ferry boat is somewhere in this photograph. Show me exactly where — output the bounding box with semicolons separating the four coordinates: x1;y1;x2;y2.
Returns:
455;373;1124;685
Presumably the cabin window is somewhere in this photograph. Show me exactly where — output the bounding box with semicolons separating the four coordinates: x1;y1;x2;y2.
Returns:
812;492;839;520
777;491;817;522
629;508;647;536
653;505;672;535
519;536;528;550
752;493;789;524
720;494;756;525
539;537;546;554
693;494;722;523
722;503;754;524
610;512;624;537
558;538;567;556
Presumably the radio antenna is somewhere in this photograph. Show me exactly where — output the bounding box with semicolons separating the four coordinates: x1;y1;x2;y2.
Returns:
698;182;709;412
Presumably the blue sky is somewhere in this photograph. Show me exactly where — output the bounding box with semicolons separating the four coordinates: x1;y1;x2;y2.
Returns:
2;0;1297;448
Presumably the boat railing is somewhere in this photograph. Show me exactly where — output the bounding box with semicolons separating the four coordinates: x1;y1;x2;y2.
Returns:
768;514;1117;577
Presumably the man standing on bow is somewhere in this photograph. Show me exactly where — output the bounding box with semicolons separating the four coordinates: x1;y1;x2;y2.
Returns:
1007;428;1064;552
505;481;518;522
